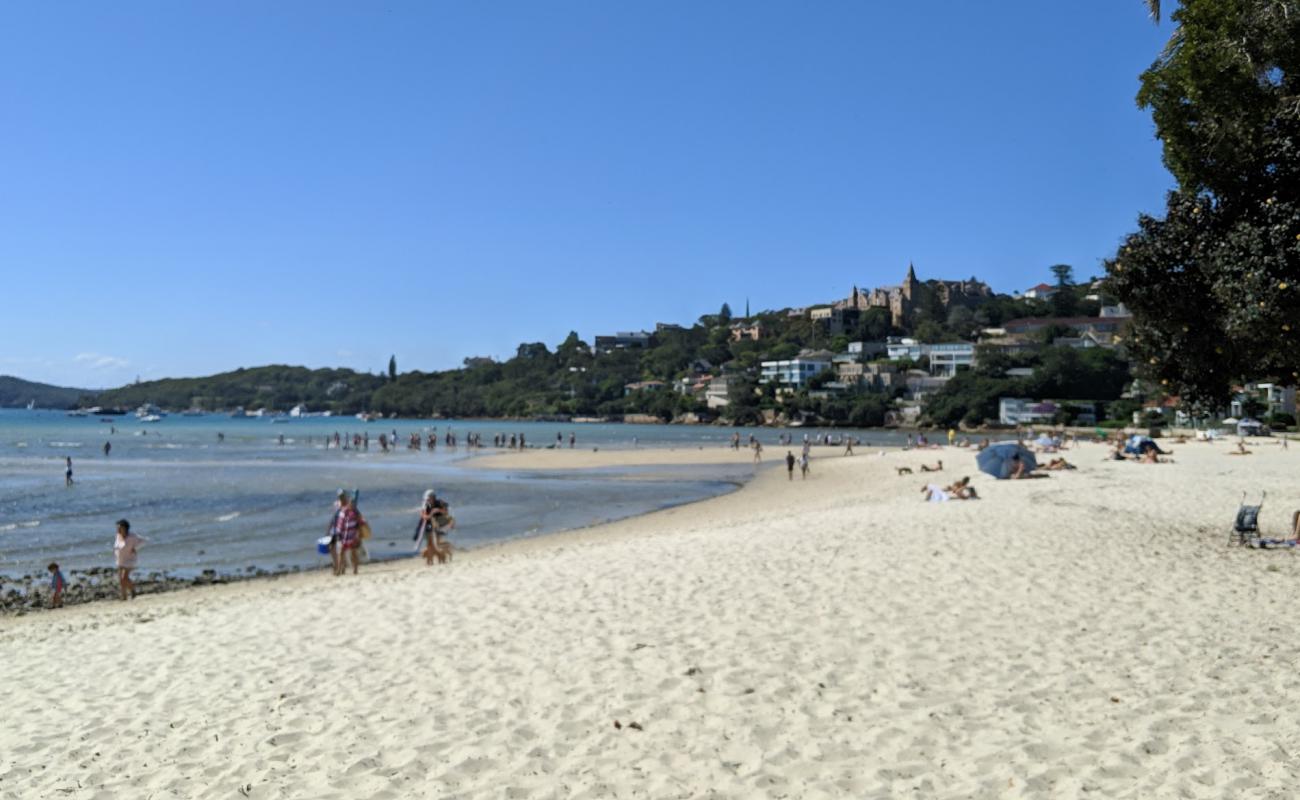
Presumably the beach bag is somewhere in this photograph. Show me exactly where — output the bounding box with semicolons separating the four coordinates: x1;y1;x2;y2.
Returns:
358;521;372;541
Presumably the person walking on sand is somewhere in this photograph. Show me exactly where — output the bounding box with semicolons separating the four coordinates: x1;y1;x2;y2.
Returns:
327;489;349;574
114;519;144;600
785;450;796;480
800;451;810;479
334;495;364;575
48;562;66;609
65;457;73;487
752;440;763;464
418;489;442;565
103;441;111;457
844;437;854;456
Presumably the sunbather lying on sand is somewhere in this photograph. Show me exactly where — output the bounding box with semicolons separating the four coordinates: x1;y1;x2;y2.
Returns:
945;476;979;499
1041;457;1076;471
1228;442;1252;455
920;460;943;472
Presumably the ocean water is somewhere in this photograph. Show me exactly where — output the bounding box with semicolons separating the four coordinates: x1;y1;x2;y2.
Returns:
0;409;909;578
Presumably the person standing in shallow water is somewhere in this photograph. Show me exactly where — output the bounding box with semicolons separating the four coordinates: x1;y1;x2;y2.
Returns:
785;450;796;480
114;519;145;600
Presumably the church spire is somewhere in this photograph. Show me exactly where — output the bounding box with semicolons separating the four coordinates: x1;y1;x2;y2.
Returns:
906;262;917;283
745;297;750;319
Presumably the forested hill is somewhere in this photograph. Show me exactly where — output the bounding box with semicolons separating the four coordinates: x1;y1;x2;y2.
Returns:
0;376;93;409
91;366;385;413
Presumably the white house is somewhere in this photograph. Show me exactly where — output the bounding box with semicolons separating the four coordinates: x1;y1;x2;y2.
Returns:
760;352;833;388
1022;283;1058;300
926;343;976;377
884;338;975;377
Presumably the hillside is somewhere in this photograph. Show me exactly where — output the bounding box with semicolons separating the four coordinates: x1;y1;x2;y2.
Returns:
92;365;385;413
0;376;94;409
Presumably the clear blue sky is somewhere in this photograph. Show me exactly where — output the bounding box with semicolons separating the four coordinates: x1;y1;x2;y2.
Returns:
1;1;1174;388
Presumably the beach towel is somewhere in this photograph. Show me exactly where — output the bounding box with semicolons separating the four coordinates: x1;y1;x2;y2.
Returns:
925;484;950;503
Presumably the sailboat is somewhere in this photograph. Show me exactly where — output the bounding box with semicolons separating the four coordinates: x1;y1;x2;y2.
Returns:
26;399;35;410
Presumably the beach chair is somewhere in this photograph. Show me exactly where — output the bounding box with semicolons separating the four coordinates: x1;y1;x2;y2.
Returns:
1229;492;1265;546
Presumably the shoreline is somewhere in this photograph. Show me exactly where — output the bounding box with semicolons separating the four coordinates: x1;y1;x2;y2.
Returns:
0;446;766;617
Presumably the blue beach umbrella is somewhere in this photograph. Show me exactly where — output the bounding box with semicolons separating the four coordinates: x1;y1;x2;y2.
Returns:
976;442;1038;479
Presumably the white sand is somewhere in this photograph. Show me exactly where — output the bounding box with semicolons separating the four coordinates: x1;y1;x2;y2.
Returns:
4;439;1300;798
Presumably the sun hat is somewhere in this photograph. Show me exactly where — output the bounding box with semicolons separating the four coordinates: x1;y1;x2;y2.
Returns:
423;489;436;500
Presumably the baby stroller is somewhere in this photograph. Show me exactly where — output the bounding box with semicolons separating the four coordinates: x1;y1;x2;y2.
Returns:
1229;491;1265;546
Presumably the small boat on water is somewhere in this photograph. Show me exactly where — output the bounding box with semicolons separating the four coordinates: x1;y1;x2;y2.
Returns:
230;407;247;418
66;410;89;417
26;400;35;410
139;414;163;423
134;404;165;419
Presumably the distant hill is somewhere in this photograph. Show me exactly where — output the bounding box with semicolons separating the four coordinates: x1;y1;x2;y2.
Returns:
0;376;95;409
92;365;386;413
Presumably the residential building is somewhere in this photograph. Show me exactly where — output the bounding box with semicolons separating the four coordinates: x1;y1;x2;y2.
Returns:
1022;283;1057;300
1099;303;1132;318
1002;317;1125;342
655;322;685;333
1054;333;1104;349
760;351;833;388
999;398;1056;425
846;341;887;358
835;358;899;390
594;331;652;354
926;343;976;377
886;337;926;361
623;380;666;396
705;375;738;409
729;320;764;342
673;374;713;399
809;307;834;322
1232;383;1297;417
884;337;975;376
903;372;950;402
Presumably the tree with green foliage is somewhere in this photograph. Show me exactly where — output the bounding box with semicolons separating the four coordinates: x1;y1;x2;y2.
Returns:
1106;0;1300;403
388;355;397;382
1049;264;1078;317
719;303;733;325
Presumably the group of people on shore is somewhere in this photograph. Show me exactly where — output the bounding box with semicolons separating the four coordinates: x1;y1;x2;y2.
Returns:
323;487;457;576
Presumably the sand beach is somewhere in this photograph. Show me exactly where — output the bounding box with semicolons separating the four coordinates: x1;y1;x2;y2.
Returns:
3;439;1299;798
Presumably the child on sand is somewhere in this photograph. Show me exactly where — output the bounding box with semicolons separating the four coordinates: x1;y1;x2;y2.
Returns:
113;520;145;600
47;563;66;609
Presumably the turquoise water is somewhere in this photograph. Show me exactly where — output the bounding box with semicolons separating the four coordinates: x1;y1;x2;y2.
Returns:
0;409;906;578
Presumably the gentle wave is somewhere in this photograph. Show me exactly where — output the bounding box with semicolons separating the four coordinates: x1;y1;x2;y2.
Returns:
47;441;84;448
216;512;241;522
0;521;41;533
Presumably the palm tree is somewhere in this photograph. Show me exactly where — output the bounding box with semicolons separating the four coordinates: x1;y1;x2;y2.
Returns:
1146;0;1160;22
